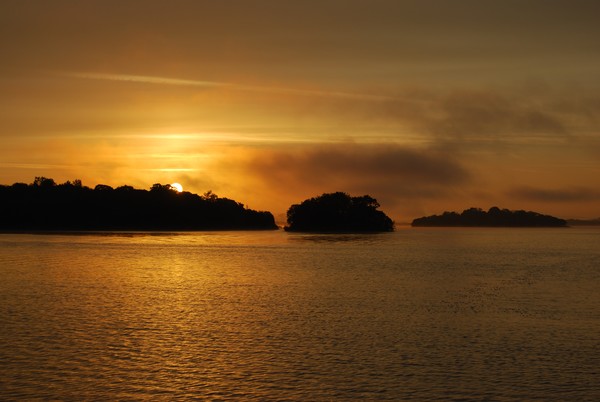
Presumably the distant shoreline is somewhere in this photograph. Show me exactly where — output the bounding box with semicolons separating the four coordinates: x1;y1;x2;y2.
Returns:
412;207;567;228
566;219;600;226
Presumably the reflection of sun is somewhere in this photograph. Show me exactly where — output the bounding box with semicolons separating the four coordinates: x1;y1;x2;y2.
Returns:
171;182;183;192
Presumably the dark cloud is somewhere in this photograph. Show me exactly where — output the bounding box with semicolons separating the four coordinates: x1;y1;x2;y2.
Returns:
429;91;568;138
245;143;470;202
354;88;579;142
258;85;596;148
509;186;600;203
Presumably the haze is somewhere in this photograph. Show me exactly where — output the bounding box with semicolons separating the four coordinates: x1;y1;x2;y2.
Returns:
1;0;599;222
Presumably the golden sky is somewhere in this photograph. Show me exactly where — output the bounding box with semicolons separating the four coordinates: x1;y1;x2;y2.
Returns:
1;0;599;222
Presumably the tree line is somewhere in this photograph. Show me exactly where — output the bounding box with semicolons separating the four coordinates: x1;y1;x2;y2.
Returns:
411;207;567;227
0;177;277;231
1;177;568;232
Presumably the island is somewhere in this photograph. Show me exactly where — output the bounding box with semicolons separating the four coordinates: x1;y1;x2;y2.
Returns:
411;207;567;227
0;177;278;231
285;192;394;232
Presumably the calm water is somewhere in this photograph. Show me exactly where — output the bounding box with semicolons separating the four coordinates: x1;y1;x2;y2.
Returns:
1;228;599;400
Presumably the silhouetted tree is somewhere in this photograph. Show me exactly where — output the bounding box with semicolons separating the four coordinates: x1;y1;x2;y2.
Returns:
116;185;134;192
286;192;394;232
33;177;56;188
94;184;113;191
0;178;278;231
150;183;175;193
202;190;218;202
11;182;28;190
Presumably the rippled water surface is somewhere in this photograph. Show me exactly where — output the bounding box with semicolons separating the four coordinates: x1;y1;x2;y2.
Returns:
1;228;599;400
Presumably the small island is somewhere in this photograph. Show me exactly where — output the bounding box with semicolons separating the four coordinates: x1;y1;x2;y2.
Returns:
285;192;394;232
0;177;278;231
411;207;567;227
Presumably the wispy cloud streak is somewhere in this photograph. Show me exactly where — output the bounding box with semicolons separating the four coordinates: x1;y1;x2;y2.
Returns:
62;72;227;88
59;72;393;101
0;162;74;169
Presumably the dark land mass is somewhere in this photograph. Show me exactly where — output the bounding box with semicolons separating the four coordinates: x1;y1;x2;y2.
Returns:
0;177;278;231
285;192;394;233
412;207;567;227
567;218;600;226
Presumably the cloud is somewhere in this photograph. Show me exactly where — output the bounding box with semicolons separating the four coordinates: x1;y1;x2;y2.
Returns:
509;186;600;202
341;88;577;143
243;143;470;202
53;73;598;151
429;90;568;138
61;72;227;88
60;71;392;101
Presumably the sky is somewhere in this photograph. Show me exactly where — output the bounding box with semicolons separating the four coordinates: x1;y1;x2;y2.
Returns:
1;0;599;223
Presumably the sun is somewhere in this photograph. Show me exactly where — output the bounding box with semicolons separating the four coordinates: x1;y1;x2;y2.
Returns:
171;182;183;192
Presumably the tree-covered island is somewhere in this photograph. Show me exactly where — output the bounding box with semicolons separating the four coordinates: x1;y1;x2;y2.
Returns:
285;192;394;232
0;177;277;231
411;207;567;227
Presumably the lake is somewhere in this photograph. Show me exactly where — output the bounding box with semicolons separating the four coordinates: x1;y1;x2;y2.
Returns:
1;228;599;400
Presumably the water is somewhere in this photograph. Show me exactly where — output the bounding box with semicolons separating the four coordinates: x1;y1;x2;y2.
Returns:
1;228;599;400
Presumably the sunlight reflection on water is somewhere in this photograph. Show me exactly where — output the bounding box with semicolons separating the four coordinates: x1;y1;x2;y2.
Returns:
1;229;599;400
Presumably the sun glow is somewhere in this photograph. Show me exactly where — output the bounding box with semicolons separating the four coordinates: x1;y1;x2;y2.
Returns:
171;182;183;192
